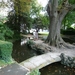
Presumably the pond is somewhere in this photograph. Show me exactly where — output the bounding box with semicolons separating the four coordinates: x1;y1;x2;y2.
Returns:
40;62;75;75
12;39;75;75
12;40;38;63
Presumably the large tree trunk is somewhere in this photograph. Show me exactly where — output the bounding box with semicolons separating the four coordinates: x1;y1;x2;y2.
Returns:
46;0;75;48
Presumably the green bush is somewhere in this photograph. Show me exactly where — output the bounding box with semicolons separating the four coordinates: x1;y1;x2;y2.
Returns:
0;40;13;63
61;28;75;35
26;40;35;45
29;69;40;75
0;33;5;40
0;22;14;40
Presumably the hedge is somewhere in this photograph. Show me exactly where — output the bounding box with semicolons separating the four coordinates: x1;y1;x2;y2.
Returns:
0;40;13;63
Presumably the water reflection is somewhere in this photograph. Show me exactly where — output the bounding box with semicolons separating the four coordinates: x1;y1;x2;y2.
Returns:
12;40;37;63
21;38;30;45
40;62;75;75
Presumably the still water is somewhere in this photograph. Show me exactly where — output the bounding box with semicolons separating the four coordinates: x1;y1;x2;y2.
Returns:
12;40;38;62
12;40;75;75
40;62;75;75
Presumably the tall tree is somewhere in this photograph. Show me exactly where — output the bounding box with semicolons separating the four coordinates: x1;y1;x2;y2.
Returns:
7;0;32;34
33;14;49;30
7;0;42;34
46;0;75;48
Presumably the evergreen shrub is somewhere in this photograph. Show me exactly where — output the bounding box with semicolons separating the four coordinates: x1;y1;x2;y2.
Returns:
0;33;5;40
0;40;13;63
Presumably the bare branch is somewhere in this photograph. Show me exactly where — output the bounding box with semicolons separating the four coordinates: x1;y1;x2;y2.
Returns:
47;0;52;17
59;8;69;22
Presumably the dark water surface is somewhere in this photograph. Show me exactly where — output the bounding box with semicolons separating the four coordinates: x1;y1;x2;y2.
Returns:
12;40;38;62
40;62;75;75
12;40;75;75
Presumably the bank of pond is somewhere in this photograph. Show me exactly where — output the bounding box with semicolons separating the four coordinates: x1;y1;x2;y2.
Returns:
12;40;75;75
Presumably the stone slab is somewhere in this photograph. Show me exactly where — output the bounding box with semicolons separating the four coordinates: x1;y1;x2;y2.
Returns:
29;56;46;67
0;63;29;75
41;54;52;61
20;62;36;70
47;53;60;58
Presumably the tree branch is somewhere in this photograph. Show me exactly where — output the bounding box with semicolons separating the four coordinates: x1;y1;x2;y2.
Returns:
47;0;52;17
47;0;58;18
58;3;75;22
59;8;69;22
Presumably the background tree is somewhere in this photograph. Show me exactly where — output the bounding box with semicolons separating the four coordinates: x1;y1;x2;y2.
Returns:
7;0;43;35
33;14;49;30
7;0;32;36
62;11;75;30
0;0;13;40
46;0;75;48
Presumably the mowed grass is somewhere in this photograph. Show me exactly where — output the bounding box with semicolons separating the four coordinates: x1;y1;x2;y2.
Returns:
38;33;48;39
38;32;49;35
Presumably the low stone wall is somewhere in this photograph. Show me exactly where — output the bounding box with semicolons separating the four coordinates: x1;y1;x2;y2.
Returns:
26;40;52;54
60;53;75;68
26;40;75;68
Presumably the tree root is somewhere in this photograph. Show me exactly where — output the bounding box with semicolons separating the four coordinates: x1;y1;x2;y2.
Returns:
27;39;75;54
45;37;75;49
62;42;75;49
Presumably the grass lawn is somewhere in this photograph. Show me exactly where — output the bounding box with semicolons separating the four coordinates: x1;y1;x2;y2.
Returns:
38;32;49;35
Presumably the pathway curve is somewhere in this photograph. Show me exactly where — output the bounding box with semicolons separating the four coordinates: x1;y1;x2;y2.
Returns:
0;63;29;75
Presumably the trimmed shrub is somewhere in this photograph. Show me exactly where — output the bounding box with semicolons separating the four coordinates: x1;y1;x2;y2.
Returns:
0;33;5;40
0;40;13;63
0;22;14;40
61;29;75;35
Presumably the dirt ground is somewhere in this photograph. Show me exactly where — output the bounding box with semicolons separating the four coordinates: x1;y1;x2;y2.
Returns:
33;40;75;58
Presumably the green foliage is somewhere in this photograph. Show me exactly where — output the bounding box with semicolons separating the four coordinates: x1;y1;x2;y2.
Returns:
0;60;7;67
61;28;75;35
0;33;5;40
0;40;13;63
14;0;31;14
7;0;34;35
5;27;14;38
39;15;49;28
68;0;75;4
52;0;75;30
33;14;49;29
62;11;75;29
30;0;42;17
7;0;42;35
0;22;14;40
26;40;35;46
29;69;40;75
